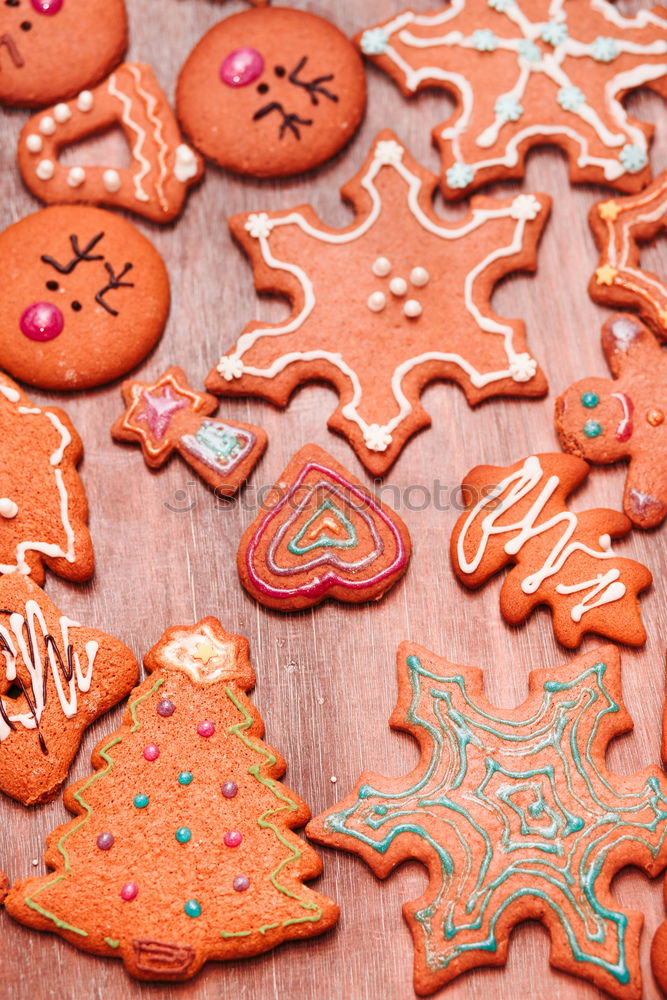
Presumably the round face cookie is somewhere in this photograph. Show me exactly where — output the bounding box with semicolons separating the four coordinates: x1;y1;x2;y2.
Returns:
0;0;127;108
0;206;170;390
176;7;366;178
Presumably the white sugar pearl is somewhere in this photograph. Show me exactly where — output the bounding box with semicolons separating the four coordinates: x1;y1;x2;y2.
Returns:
67;167;86;188
39;116;56;135
372;256;392;277
404;299;423;318
389;276;408;297
77;90;93;112
25;134;42;153
367;291;386;312
36;159;55;181
103;169;121;192
0;499;18;519
54;103;71;124
410;266;429;287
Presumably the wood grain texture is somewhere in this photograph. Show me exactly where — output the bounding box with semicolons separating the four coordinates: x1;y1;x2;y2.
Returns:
1;1;666;998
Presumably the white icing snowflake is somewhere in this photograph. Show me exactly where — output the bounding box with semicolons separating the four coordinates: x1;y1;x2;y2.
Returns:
375;140;405;166
510;194;542;221
364;424;393;452
508;353;537;382
245;213;274;239
216;355;245;381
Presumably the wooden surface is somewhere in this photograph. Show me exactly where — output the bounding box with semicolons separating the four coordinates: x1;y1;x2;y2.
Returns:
1;1;667;997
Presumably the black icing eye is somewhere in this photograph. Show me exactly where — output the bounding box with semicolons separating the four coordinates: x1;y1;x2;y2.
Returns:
46;280;59;291
5;1;20;8
20;19;31;30
257;82;269;95
274;65;285;78
71;300;82;312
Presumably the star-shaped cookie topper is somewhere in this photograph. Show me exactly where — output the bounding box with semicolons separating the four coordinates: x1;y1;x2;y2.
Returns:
111;366;267;496
357;1;667;199
556;314;667;529
206;130;550;476
590;168;667;341
307;643;667;999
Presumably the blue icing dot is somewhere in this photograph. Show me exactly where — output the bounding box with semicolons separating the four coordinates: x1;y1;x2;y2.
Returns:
495;95;524;122
446;162;475;189
619;144;648;174
361;28;389;56
374;804;389;815
557;86;586;112
583;420;603;438
591;36;619;62
581;391;599;409
518;39;542;62
488;0;515;10
541;21;568;46
471;28;498;51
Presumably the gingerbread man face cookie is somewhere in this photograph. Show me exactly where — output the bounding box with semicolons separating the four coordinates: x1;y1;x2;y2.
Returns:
0;0;127;108
176;7;366;178
555;314;667;530
0;205;170;391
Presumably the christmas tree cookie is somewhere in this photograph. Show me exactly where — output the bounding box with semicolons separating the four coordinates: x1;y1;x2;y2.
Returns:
308;642;667;999
5;618;338;980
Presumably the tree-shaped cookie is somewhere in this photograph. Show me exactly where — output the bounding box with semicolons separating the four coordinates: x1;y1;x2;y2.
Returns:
589;169;667;341
111;367;267;496
357;1;667;199
308;643;667;999
0;372;93;585
556;314;667;529
5;618;338;980
450;452;652;646
206;129;550;476
0;574;137;805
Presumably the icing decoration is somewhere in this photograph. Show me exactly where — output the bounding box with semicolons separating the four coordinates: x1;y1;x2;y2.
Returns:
156;698;174;717
556;314;667;529
224;830;243;848
175;827;191;844
237;444;412;611
0;32;24;69
178;771;193;786
112;367;267;497
120;882;138;902
206;130;549;476
96;833;114;851
133;793;149;808
307;642;667;999
4;618;338;978
222;781;238;798
451;452;652;646
196;720;215;738
18;64;203;224
584;419;602;437
220;47;265;87
143;744;159;761
31;0;64;13
357;0;667;198
233;876;250;892
19;301;64;342
0;500;18;519
589;168;667;341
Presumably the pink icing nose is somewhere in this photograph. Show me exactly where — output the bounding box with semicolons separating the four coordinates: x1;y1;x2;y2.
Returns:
20;302;64;342
220;47;264;87
31;0;64;13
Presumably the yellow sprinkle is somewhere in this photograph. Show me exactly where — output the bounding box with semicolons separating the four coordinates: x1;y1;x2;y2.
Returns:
595;264;619;286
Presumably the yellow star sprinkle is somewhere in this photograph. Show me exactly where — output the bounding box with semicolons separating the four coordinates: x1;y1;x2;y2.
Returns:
194;641;215;665
595;264;619;286
598;201;620;222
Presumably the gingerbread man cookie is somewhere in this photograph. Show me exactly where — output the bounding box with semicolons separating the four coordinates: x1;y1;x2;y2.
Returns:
112;367;267;496
0;372;93;585
0;206;170;390
176;6;366;178
206;130;550;477
18;64;203;223
590;169;667;341
308;642;667;999
556;314;667;530
451;452;652;647
357;1;667;199
0;0;127;108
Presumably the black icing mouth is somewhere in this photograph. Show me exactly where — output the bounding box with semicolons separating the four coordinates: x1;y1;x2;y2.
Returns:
252;101;313;141
0;32;24;68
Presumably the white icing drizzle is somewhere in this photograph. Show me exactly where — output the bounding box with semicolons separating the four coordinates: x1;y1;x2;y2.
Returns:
456;455;628;621
107;71;151;203
127;63;169;213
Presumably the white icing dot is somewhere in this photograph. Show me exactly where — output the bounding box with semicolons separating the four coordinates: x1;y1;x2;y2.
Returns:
410;266;430;287
36;159;55;181
372;256;392;277
25;134;43;153
67;166;86;188
103;169;121;193
367;291;386;313
39;116;56;136
0;499;18;519
77;90;93;112
174;144;198;182
404;299;423;318
53;103;72;124
389;276;407;297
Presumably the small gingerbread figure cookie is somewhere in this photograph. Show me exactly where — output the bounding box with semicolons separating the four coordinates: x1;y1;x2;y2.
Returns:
0;372;93;585
112;367;267;496
556;314;667;530
0;0;127;108
18;64;203;224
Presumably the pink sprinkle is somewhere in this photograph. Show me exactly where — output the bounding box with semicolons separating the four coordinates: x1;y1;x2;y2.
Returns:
20;302;64;342
197;720;215;738
224;830;243;848
32;0;64;12
220;47;264;87
143;744;160;761
120;882;138;901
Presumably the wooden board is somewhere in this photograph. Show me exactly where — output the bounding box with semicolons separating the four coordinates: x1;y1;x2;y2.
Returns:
1;1;666;997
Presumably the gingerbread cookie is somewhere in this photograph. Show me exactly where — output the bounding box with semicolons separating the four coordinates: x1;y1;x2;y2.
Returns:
357;1;667;199
237;444;411;611
0;0;127;108
19;64;203;223
0;372;93;585
5;618;339;980
308;642;667;999
111;367;267;496
0;206;170;391
206;130;550;476
556;315;667;530
450;452;651;647
176;7;366;178
590;169;667;341
0;574;137;805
